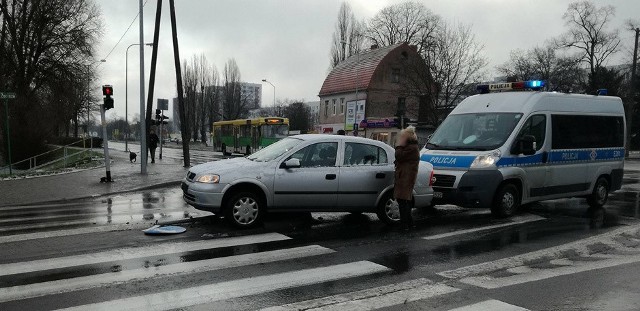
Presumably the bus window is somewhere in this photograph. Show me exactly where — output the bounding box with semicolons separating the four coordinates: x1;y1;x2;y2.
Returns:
262;124;289;138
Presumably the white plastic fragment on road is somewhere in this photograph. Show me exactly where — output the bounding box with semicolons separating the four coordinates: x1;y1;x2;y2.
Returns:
142;225;186;235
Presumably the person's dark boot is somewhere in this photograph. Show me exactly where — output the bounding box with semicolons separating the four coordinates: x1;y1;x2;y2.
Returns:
398;200;413;231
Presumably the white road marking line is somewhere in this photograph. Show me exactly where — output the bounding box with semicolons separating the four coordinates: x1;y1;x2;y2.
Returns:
0;232;290;276
260;278;459;311
0;223;147;244
0;210;198;224
438;225;640;279
0;245;333;303
459;252;640;289
56;261;390;311
0;212;198;234
0;199;156;212
0;219;96;233
447;300;529;311
422;214;546;240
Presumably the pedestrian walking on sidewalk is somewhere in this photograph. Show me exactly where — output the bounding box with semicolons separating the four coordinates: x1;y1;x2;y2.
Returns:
149;130;160;164
394;126;420;230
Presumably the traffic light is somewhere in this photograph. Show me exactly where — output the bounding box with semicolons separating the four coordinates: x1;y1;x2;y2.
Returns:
155;109;169;125
158;115;169;125
102;85;114;110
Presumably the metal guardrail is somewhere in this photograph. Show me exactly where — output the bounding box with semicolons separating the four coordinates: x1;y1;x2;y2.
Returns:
0;138;97;175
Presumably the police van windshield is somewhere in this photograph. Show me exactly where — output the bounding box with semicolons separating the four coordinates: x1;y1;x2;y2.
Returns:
427;113;523;151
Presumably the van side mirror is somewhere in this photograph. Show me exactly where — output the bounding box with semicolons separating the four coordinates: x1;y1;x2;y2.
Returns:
281;158;301;169
513;135;536;156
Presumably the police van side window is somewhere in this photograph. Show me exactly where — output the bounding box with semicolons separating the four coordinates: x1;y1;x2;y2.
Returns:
551;115;624;149
516;115;546;151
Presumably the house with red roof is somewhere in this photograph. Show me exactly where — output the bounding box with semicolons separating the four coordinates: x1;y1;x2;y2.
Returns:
318;42;433;145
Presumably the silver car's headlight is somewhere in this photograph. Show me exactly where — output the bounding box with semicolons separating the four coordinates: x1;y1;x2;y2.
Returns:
470;150;501;169
195;174;220;183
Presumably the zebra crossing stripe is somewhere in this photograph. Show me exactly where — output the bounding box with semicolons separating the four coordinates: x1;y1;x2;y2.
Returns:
55;261;390;311
437;225;640;279
422;214;545;240
0;223;139;244
447;300;529;311
0;245;334;303
260;278;459;311
0;232;290;277
459;251;640;289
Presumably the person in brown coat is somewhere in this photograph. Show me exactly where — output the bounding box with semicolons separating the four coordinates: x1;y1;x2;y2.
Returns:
394;126;420;229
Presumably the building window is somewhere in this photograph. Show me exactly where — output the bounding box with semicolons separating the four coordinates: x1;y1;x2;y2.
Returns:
333;99;337;115
340;98;345;114
391;68;401;83
324;100;329;117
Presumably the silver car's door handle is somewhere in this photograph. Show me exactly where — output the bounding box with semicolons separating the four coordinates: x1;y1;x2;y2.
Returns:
375;173;386;179
325;174;337;180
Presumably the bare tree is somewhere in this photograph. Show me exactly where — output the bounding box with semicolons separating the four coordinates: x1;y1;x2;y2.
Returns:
222;58;250;120
426;23;486;110
400;21;487;125
556;1;621;93
0;0;102;161
365;1;440;56
329;2;364;68
498;45;584;92
181;59;196;143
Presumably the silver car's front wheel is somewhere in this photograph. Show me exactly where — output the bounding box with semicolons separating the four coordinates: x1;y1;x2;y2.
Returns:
225;192;264;228
377;194;401;225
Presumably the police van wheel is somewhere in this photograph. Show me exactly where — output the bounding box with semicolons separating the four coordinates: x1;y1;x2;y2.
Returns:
491;184;520;218
587;177;609;208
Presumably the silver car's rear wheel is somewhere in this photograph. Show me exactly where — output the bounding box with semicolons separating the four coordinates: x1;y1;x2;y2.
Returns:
225;192;264;228
377;193;401;225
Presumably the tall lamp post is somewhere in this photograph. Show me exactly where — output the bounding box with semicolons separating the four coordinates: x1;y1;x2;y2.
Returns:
125;43;153;152
261;79;276;110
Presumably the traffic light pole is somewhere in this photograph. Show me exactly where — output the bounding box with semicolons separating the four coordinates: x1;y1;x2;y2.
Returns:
100;103;112;182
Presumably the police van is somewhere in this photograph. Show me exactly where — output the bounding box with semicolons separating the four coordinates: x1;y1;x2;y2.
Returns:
422;81;625;217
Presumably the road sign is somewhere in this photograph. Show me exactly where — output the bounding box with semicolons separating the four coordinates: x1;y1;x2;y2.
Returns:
157;98;169;110
0;92;16;99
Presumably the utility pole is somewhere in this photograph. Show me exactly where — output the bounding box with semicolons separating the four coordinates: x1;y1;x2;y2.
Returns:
145;0;162;163
170;0;190;167
138;0;147;174
627;26;639;157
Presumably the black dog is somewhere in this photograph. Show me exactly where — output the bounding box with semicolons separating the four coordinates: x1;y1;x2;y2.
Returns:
129;152;137;163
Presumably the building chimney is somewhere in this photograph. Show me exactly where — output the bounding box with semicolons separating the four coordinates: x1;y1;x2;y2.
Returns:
370;44;378;50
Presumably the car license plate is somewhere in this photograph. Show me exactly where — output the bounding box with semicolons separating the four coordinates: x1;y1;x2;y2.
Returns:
433;191;443;199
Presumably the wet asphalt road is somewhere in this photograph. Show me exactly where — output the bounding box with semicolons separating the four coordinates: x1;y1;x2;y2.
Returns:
3;172;640;310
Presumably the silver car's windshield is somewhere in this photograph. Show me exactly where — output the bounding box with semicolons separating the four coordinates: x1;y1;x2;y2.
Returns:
427;113;523;151
247;137;303;162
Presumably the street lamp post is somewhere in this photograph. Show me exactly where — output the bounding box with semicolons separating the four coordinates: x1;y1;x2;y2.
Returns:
261;79;276;108
125;43;153;152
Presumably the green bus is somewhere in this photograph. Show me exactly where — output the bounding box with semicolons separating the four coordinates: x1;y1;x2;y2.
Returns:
213;117;290;155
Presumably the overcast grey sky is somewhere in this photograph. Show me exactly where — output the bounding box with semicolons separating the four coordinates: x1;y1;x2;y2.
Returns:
96;0;640;120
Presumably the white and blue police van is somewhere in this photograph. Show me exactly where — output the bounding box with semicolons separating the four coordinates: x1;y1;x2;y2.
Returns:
422;81;625;217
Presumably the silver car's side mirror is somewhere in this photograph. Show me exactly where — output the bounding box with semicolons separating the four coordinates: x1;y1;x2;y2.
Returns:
282;158;301;169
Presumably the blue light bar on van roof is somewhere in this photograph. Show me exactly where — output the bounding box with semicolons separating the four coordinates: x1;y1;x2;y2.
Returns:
476;80;545;94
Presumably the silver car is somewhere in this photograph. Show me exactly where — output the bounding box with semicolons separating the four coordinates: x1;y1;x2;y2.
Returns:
182;134;434;228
